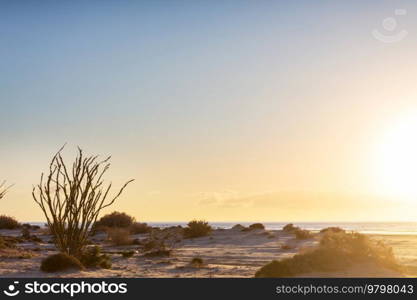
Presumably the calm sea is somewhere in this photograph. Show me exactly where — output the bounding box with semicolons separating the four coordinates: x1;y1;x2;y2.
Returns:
27;222;417;235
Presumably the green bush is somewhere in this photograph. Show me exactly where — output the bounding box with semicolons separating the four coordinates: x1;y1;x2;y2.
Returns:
80;246;111;269
183;220;212;238
0;215;20;229
94;211;135;229
40;253;84;273
255;231;401;277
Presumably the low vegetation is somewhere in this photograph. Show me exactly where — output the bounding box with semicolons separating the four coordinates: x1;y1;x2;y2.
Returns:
255;231;401;277
0;215;20;229
40;253;84;273
80;246;111;269
121;250;135;258
107;228;132;246
129;222;151;234
282;223;313;240
183;220;212;238
248;223;265;230
142;228;182;257
190;257;204;267
94;211;135;230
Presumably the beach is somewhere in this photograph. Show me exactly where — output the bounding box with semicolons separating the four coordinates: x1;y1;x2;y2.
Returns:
0;225;415;278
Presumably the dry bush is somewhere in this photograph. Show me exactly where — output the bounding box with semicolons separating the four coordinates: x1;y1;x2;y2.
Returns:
282;223;297;232
94;211;135;230
190;257;204;267
255;231;401;277
142;228;182;257
40;253;84;273
121;250;135;258
107;228;132;246
248;223;265;230
320;227;345;234
231;224;246;231
129;222;151;234
0;215;20;229
80;246;111;269
183;220;212;238
32;146;133;258
294;228;313;240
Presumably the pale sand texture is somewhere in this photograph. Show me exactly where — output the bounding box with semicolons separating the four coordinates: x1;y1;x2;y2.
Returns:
0;228;413;278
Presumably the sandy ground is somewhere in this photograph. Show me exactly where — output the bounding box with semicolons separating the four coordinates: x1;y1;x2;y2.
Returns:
0;227;414;278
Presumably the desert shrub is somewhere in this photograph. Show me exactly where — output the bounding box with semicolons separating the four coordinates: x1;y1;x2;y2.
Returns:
190;257;204;267
320;227;345;234
107;228;132;246
95;212;135;230
129;222;151;234
142;228;181;257
281;244;294;250
294;229;313;240
282;223;297;232
22;223;41;230
40;253;84;273
231;224;246;231
121;250;135;258
0;215;20;229
183;220;212;238
248;223;265;230
255;231;401;277
21;227;31;239
80;246;111;269
32;146;133;258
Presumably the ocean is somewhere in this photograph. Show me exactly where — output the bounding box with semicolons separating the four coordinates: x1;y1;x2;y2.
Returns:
27;221;417;235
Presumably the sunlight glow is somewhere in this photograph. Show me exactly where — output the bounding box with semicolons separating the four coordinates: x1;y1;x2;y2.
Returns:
375;113;417;200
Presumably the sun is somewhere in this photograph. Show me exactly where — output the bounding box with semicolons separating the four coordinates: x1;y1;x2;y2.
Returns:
374;113;417;200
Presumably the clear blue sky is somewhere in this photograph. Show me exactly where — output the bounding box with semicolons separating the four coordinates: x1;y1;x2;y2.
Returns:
1;1;417;221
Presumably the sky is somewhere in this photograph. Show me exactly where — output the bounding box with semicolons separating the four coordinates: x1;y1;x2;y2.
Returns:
2;1;417;222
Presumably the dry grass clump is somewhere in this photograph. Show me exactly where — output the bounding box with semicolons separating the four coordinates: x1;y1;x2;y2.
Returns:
0;215;20;229
231;224;246;231
121;250;135;258
320;227;345;234
183;220;212;238
142;228;182;257
40;253;84;273
107;228;132;246
248;223;265;230
94;211;135;230
190;257;204;267
282;223;313;240
80;246;111;269
255;231;402;277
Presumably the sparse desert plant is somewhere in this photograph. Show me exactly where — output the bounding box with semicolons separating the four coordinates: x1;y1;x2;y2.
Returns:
121;250;135;258
255;231;401;277
319;227;345;234
294;228;313;240
0;215;20;229
190;257;204;267
94;211;135;230
248;223;265;230
107;228;132;246
283;223;297;232
129;222;151;234
142;228;181;257
32;146;134;258
80;246;111;269
280;244;294;250
183;220;212;238
40;253;84;273
231;224;246;231
0;181;13;201
21;227;31;239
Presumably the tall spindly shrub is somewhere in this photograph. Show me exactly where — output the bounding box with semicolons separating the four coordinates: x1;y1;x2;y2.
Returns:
32;146;134;257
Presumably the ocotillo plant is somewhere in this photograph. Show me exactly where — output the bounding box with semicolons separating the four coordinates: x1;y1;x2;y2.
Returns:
32;146;134;257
